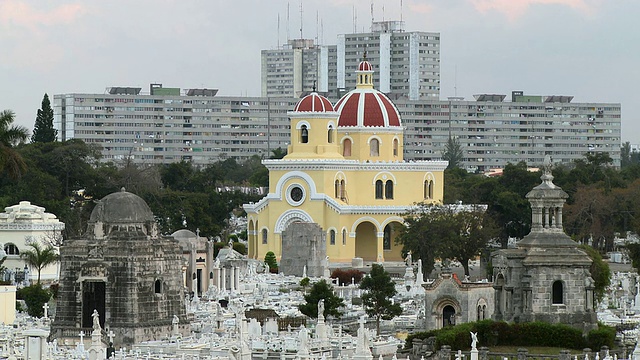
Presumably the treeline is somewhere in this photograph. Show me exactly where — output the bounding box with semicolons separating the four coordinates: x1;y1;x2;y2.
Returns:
0;139;277;240
446;152;640;251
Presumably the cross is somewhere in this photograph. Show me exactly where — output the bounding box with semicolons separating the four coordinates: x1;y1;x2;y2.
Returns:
455;350;465;360
43;302;49;318
358;315;366;329
78;331;85;342
108;330;115;344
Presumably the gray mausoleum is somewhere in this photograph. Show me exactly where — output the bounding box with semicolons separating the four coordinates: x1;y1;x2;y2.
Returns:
491;158;597;331
51;189;190;345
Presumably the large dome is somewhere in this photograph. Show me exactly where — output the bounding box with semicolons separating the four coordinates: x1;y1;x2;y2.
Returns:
293;92;334;112
335;90;401;128
89;188;154;224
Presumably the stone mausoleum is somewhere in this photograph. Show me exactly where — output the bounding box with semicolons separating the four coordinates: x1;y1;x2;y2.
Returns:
51;189;189;345
491;158;597;331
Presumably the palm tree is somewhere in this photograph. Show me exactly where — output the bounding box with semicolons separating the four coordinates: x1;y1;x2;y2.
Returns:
0;110;29;179
20;242;59;285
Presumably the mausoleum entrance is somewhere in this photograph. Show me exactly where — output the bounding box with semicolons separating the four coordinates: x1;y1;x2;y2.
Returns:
443;305;456;327
82;281;105;329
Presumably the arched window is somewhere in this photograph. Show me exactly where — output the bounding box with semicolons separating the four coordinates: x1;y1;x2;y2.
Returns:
343;139;352;157
370;138;380;157
552;280;563;304
328;126;334;143
393;138;399;156
335;180;340;198
375;180;384;199
340;180;346;200
429;180;434;199
424;180;434;199
385;180;394;199
154;279;162;294
261;229;268;244
329;230;336;245
4;243;19;255
342;229;347;245
300;125;308;144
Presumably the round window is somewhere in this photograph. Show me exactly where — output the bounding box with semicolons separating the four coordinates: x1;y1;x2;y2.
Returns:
290;186;303;202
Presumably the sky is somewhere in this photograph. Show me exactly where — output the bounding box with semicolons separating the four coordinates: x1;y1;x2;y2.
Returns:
1;0;638;143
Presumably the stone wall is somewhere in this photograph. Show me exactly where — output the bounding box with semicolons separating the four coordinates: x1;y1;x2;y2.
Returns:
280;223;326;277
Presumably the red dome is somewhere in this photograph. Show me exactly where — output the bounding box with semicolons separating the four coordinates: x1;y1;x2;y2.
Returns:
335;90;401;128
358;61;373;72
293;93;334;112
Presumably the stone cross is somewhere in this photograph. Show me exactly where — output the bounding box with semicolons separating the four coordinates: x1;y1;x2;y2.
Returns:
79;331;86;342
43;302;49;318
456;350;466;360
108;330;115;344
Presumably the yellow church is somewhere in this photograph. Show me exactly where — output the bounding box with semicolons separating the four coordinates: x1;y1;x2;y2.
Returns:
244;59;447;263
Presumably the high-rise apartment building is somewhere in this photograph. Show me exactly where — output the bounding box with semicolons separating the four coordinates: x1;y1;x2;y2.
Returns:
261;21;440;100
54;86;621;170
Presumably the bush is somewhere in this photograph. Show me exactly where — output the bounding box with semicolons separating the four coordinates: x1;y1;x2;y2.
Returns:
331;268;365;285
264;251;278;272
587;326;615;350
16;285;50;318
232;242;247;255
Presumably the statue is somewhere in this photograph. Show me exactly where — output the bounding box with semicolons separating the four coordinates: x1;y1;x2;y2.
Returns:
172;314;179;325
317;299;325;320
405;251;412;267
543;154;553;175
470;332;478;350
92;309;101;331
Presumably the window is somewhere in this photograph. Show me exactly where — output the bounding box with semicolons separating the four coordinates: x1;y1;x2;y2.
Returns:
370;138;380;157
262;229;268;244
328;126;334;143
393;138;399;156
383;224;392;250
300;125;308;143
154;279;162;294
385;180;394;199
424;180;433;199
375;180;384;199
343;138;352;156
340;180;346;200
330;230;336;245
4;243;19;255
335;180;340;198
342;229;347;245
552;280;563;304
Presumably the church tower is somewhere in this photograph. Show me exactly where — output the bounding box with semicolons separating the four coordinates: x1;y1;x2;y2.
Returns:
491;156;597;331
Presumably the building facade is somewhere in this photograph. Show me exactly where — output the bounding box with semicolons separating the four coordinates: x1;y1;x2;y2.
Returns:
244;60;447;263
261;21;440;101
54;87;621;170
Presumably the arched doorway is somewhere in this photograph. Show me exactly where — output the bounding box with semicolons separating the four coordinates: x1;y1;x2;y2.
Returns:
382;221;404;261
248;219;256;258
354;221;377;261
443;305;456;328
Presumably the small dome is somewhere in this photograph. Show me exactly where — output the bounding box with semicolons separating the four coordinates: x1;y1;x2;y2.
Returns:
335;90;401;128
358;60;373;72
293;92;334;112
171;229;197;240
89;189;154;224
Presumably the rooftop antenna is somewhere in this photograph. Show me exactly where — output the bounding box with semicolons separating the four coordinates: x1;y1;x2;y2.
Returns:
299;1;303;39
316;10;319;44
286;2;290;42
454;65;458;97
400;0;403;23
382;4;385;21
353;5;357;33
321;18;324;44
370;0;374;27
277;13;281;48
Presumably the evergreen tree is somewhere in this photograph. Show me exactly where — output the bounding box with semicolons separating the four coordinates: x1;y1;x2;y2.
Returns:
442;136;464;170
32;94;57;143
360;264;402;335
298;279;344;319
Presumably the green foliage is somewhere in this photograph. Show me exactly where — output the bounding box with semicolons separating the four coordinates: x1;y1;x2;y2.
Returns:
578;245;611;303
443;136;464;170
397;203;495;276
16;285;50;318
298;279;344;319
405;320;614;351
0;109;29;179
360;264;402;335
299;277;310;288
232;242;247;255
330;268;364;285
626;243;640;274
31;94;57;143
264;251;278;272
20;242;59;285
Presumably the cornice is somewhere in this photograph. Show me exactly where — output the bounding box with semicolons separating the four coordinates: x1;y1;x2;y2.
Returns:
263;159;448;172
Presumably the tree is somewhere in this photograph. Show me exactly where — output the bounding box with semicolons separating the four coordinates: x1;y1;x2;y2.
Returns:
0;109;29;179
20;242;59;285
264;251;278;272
578;244;610;304
270;147;287;159
31;94;57;143
298;279;344;319
621;142;632;168
359;264;402;335
442;136;464;170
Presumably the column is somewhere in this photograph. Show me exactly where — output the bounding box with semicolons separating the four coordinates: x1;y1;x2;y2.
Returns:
221;267;226;292
376;232;385;263
229;266;235;293
556;206;563;228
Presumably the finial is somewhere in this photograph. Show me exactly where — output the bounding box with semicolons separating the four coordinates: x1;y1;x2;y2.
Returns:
313;80;317;93
120;187;126;192
543;154;552;176
363;50;367;61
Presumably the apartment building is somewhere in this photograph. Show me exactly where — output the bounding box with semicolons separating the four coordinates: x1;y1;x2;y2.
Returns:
54;86;620;170
261;21;440;100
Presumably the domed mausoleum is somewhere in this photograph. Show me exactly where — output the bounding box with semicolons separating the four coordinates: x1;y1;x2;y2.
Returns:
244;58;448;270
52;189;189;345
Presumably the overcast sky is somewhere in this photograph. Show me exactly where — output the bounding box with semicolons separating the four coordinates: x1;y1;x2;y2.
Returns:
1;0;637;143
